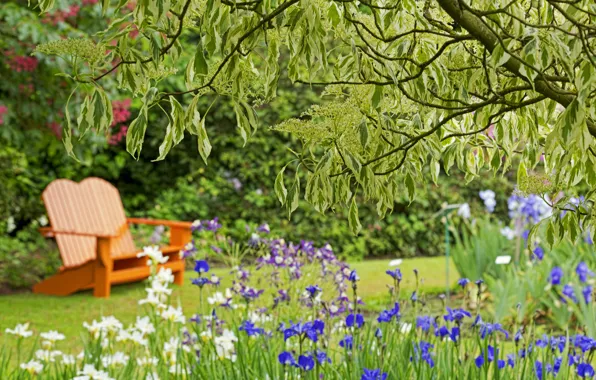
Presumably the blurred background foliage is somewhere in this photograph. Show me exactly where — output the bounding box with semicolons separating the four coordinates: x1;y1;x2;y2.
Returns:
0;0;515;291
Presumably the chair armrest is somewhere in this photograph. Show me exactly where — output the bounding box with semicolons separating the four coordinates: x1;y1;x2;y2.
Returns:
127;218;193;229
38;222;128;239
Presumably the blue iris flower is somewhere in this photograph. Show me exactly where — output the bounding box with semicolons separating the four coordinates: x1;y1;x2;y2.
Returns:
239;320;264;336
386;269;402;281
339;335;353;349
305;285;322;297
458;278;470;288
549;267;563;285
416;316;433;332
535;361;543;380
283;320;324;343
278;351;296;366
346;313;364;329
349;270;359;282
194;260;210;274
297;355;315;371
443;307;471;322
533;246;544;260
191;277;210;287
578;363;595;378
577;262;594;283
315;350;331;364
361;368;388;380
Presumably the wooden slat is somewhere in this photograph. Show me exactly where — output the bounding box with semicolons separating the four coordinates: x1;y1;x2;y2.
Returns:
42;178;138;268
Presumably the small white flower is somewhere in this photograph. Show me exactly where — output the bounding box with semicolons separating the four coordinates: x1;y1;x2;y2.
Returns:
135;316;155;336
73;364;114;379
155;268;175;284
5;323;33;338
35;349;62;363
160;306;185;324
399;322;413;334
62;354;76;365
137;356;159;367
83;320;103;339
274;256;284;264
169;363;191;376
457;203;471;219
138;245;169;266
101;352;129;368
39;330;65;342
146;372;160;380
500;226;516;240
20;360;43;375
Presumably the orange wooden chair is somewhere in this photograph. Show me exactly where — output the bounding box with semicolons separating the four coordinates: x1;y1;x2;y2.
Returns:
34;177;192;298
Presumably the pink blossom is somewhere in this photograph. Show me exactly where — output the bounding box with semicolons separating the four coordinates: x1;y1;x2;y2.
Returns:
0;105;8;125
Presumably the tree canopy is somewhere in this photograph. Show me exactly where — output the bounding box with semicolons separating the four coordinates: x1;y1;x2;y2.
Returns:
23;0;596;243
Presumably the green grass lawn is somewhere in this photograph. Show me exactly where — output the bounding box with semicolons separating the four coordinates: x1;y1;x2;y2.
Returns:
0;256;457;352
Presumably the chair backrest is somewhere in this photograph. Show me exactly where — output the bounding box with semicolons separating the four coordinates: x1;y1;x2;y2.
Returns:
42;178;137;268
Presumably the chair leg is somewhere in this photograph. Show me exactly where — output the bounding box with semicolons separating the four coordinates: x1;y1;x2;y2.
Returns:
93;261;111;298
174;269;184;286
33;262;95;296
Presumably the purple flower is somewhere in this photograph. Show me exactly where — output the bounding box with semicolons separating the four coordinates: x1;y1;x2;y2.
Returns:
239;321;264;336
257;223;270;234
562;284;579;303
533;246;544;260
386;269;402;281
298;355;315;371
283;321;324;343
194;260;210;274
443;307;471;322
349;270;359;282
549;267;563;285
305;285;322;298
507;354;515;368
191;277;210;287
339;335;353;349
479;323;509;339
416;316;432;332
535;361;543;380
377;303;400;323
315;350;331;364
577;262;594;283
412;341;434;368
578;363;595;378
458;278;470;288
278;352;295;366
583;285;593;304
346;313;364;329
375;328;382;339
361;368;388;380
449;327;460;342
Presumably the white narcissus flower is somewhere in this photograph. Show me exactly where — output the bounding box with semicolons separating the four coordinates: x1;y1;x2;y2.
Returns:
35;349;62;363
137;356;159;367
160;306;185;324
5;323;33;338
500;226;516;240
155;267;175;284
20;360;43;375
101;352;129;367
169;363;191;376
135;316;156;336
399;322;413;334
83;320;103;339
138;246;169;266
73;364;114;380
99;316;123;335
61;354;76;365
214;329;238;361
457;203;471;219
39;330;65;342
